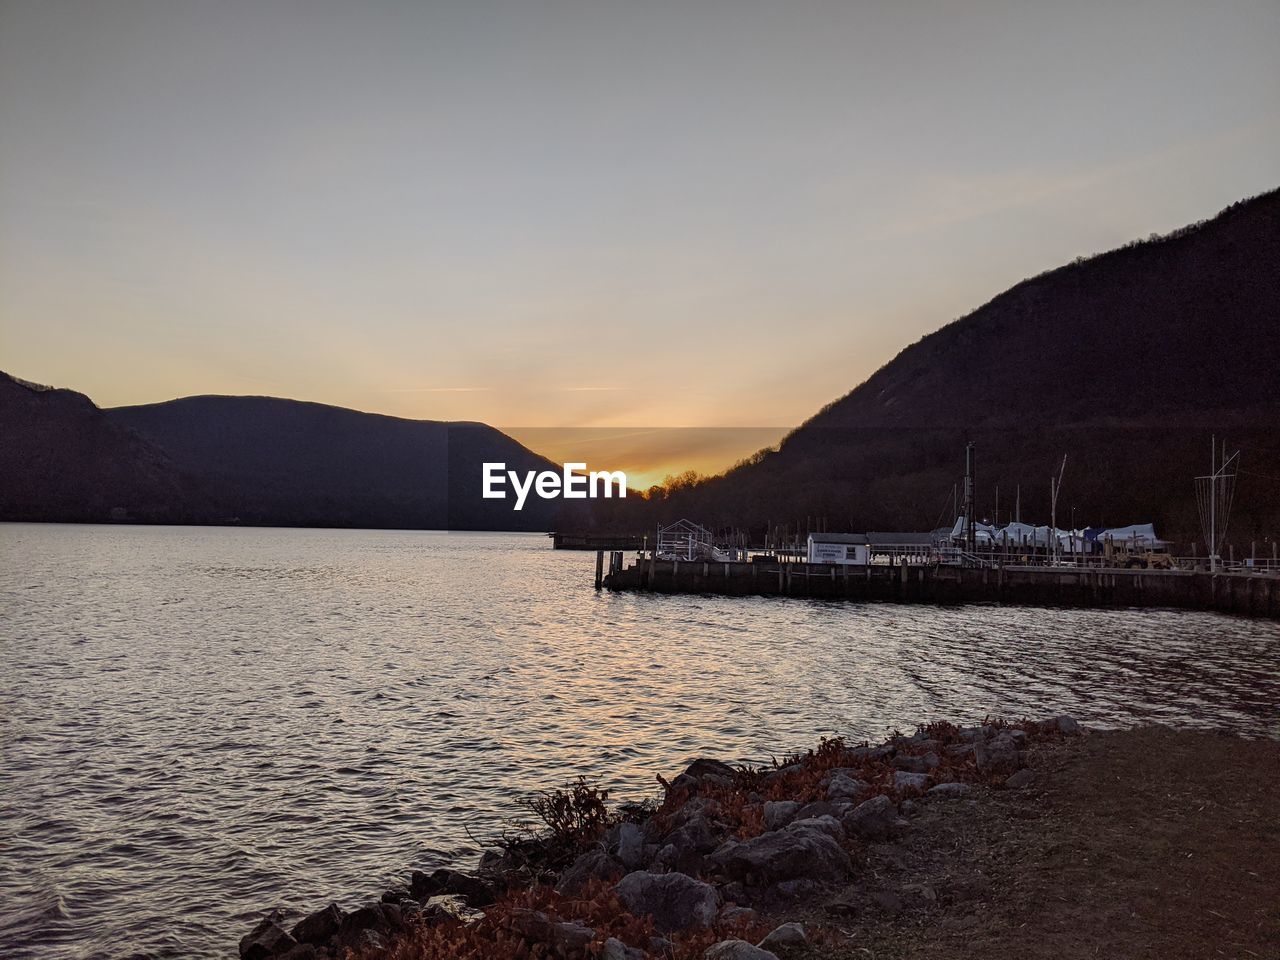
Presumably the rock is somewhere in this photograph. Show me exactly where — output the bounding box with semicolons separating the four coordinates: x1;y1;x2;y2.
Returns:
339;903;405;942
665;813;724;856
683;758;738;783
762;800;800;831
276;946;318;960
720;904;758;924
1003;768;1035;789
502;907;555;942
609;822;649;870
239;919;297;960
826;773;870;801
556;847;623;895
704;940;780;960
758;922;807;952
893;770;932;792
348;930;387;951
290;903;344;946
410;869;443;900
552;920;595;952
872;890;904;915
428;868;495;906
926;782;973;798
380;884;409;904
710;821;851;886
601;937;645;960
615;871;719;933
793;799;842;821
946;742;977;758
900;799;919;816
975;734;1022;774
842;794;896;841
785;815;844;841
893;752;940;773
1048;715;1082;735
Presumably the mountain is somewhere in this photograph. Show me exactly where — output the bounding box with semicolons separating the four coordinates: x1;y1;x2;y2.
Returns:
643;188;1280;546
0;375;584;531
0;372;212;523
106;395;580;531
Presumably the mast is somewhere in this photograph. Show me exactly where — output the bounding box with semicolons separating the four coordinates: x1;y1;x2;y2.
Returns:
963;442;975;553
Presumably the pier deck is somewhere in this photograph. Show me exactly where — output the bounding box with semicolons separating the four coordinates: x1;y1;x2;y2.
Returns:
601;556;1280;619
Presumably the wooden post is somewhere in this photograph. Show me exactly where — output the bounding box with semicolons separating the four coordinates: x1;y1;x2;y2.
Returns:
595;550;604;590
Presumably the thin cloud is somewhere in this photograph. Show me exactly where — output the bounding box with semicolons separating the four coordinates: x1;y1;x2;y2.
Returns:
383;386;493;393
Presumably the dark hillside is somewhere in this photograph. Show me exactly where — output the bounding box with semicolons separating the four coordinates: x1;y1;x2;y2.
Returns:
647;189;1280;546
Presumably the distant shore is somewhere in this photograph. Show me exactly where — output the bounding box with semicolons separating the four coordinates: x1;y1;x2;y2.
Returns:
237;721;1280;960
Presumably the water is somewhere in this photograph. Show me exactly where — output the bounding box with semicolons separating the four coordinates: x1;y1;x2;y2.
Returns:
1;523;1277;959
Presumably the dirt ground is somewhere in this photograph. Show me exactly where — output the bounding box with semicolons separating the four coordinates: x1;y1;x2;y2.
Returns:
800;727;1280;960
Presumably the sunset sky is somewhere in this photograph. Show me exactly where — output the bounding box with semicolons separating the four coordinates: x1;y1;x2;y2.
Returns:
2;1;1278;481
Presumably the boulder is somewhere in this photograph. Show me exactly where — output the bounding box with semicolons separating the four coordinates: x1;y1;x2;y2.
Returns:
762;800;800;831
893;771;931;792
340;903;405;938
842;794;896;841
710;821;851;886
239;919;297;960
409;869;443;900
615;871;719;933
785;815;844;841
556;848;623;895
719;904;758;924
683;758;738;783
552;920;595;953
380;884;410;904
601;937;645;960
704;940;780;960
290;903;344;946
926;782;973;798
608;821;650;870
826;773;870;801
428;868;495;906
1036;715;1082;735
892;752;940;773
792;800;842;821
975;734;1022;774
758;922;807;952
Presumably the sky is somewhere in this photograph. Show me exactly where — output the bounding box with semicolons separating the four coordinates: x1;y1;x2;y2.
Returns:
2;0;1278;481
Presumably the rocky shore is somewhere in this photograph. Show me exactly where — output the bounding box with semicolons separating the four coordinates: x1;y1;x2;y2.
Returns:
239;715;1090;960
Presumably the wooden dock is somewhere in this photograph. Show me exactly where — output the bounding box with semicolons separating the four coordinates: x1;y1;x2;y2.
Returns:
599;556;1280;619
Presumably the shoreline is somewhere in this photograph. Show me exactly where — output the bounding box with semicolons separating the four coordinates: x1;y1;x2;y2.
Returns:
236;719;1280;960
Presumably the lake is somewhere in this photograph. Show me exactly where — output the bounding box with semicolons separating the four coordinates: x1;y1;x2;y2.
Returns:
2;523;1277;959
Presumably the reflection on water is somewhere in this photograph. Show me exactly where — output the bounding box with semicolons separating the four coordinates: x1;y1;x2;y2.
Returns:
1;523;1277;959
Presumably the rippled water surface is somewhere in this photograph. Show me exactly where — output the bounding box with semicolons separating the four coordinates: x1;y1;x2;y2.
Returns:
2;523;1278;959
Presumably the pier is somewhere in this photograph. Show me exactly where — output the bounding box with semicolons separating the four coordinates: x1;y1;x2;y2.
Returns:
599;555;1280;619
